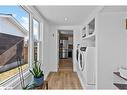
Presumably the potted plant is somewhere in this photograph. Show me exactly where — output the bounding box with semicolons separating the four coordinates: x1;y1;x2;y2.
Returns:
29;60;44;86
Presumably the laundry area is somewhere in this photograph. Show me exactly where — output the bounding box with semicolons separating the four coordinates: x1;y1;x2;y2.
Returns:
75;18;96;89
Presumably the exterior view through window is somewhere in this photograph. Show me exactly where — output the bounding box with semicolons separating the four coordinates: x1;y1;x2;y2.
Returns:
33;19;40;61
0;6;29;83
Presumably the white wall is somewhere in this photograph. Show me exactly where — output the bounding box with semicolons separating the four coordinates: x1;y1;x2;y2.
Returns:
41;21;63;79
48;25;58;72
96;12;127;89
0;18;25;37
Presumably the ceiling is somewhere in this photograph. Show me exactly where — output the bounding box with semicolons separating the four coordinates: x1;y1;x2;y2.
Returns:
35;6;97;25
101;6;127;13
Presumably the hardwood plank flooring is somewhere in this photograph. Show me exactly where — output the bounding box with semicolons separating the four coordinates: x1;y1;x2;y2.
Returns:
46;59;82;89
59;58;73;71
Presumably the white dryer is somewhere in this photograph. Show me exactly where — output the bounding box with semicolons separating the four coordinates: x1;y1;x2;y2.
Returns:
76;44;86;71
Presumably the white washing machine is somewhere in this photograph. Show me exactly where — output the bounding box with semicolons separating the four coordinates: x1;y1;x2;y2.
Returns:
76;44;87;71
76;45;87;89
78;47;87;71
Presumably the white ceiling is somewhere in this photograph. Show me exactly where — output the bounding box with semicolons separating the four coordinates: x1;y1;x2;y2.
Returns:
101;6;127;13
35;6;97;25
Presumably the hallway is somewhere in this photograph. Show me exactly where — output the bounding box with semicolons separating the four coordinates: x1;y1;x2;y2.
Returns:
59;59;73;71
46;59;82;89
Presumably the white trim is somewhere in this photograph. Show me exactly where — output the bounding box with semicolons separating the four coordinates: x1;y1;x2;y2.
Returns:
29;14;34;68
22;6;43;22
22;6;45;71
22;6;49;24
0;69;30;89
22;6;44;66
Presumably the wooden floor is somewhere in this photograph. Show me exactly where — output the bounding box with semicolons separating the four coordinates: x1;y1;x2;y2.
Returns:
46;59;82;89
59;58;73;71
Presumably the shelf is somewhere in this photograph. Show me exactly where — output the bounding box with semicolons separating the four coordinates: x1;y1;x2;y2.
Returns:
82;33;95;47
88;19;95;36
82;18;95;47
83;33;95;41
113;83;127;89
113;72;127;81
113;72;127;89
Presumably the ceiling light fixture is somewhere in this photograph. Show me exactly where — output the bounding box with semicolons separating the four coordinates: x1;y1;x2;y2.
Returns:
64;17;68;21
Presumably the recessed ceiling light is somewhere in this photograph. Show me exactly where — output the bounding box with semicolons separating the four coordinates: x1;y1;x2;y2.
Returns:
64;17;68;21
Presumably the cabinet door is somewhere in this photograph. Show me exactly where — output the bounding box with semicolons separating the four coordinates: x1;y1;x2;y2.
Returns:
86;47;96;85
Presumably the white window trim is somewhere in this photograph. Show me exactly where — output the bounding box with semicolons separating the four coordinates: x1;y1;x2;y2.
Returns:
0;69;30;89
33;18;41;61
23;6;44;68
24;6;44;66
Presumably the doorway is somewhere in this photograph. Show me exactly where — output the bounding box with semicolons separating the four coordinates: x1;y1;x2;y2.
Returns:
58;30;73;71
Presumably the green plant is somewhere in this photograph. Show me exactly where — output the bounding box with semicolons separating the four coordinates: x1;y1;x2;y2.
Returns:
29;60;44;78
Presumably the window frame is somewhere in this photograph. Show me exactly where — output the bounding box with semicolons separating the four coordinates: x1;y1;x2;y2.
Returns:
0;6;30;85
33;18;41;62
0;6;43;88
